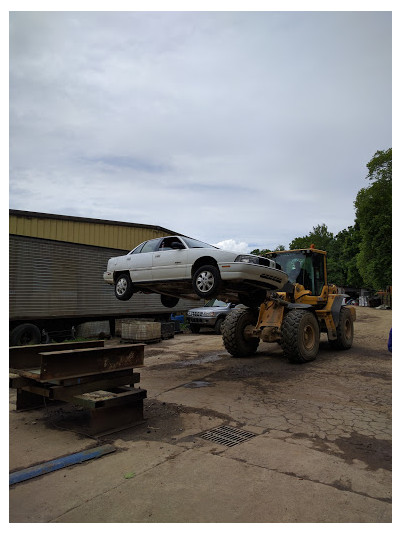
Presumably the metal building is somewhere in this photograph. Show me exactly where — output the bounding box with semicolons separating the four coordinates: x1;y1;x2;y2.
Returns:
9;210;197;345
9;209;177;251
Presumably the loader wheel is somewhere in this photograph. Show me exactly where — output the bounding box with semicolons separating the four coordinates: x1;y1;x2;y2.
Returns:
329;307;354;350
222;307;259;358
281;309;320;363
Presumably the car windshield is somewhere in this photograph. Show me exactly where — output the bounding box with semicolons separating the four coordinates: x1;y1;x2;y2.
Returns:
205;299;227;307
181;237;217;249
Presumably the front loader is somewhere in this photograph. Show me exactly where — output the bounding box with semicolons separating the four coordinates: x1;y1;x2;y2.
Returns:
222;246;356;363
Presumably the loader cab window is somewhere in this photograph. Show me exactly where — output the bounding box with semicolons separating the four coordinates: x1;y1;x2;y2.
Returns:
266;250;326;296
311;252;326;295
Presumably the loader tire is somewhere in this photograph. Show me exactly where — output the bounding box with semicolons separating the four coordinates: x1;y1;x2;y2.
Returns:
281;309;319;363
329;307;354;350
222;306;259;358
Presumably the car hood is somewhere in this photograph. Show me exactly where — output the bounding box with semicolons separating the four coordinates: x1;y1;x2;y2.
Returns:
188;306;230;313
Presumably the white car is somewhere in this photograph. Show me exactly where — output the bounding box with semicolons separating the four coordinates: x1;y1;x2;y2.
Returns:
103;235;288;307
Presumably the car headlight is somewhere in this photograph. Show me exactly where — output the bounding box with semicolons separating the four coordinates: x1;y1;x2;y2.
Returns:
235;255;260;264
204;312;216;317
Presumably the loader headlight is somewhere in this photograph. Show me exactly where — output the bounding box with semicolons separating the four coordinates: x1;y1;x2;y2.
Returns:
235;255;259;264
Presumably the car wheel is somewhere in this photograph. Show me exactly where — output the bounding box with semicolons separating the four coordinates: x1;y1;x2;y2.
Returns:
214;317;224;335
115;273;134;301
192;265;221;299
160;295;180;308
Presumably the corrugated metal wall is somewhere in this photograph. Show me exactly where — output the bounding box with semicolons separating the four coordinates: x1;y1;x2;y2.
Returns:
9;210;177;251
10;235;200;321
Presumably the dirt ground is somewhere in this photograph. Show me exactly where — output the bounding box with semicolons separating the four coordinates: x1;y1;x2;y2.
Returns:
9;306;392;523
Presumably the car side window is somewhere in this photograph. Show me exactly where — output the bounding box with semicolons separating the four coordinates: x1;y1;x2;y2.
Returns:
158;237;185;251
141;239;161;253
129;242;145;254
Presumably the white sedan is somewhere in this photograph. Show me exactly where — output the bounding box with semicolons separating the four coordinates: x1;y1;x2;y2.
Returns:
103;235;288;307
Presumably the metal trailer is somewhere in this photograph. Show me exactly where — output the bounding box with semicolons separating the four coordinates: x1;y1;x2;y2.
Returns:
9;234;200;345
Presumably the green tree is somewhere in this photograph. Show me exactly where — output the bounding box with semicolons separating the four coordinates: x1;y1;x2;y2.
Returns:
328;224;363;287
354;148;392;289
250;245;286;256
289;223;334;252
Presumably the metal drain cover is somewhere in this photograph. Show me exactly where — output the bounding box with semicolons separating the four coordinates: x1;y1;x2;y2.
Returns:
200;425;256;447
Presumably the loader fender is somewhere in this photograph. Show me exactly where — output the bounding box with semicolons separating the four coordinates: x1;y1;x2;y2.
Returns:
287;303;312;309
331;295;345;327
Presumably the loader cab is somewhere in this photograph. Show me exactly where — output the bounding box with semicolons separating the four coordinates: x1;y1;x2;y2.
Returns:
265;248;327;296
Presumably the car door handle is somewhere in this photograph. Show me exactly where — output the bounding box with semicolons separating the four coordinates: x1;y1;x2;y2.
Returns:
155;254;161;258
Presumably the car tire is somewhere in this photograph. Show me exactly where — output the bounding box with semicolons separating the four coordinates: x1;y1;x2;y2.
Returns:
115;273;135;301
190;324;201;333
192;265;221;299
160;295;180;308
214;316;224;335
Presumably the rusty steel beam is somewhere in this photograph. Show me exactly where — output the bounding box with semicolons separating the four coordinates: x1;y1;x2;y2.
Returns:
50;373;141;402
37;344;144;381
72;387;146;409
88;400;145;436
9;340;105;370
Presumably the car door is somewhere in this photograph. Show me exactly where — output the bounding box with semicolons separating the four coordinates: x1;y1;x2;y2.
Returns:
152;237;189;281
128;239;161;282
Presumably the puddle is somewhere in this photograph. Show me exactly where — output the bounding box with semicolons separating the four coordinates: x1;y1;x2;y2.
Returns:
184;381;214;388
176;352;224;367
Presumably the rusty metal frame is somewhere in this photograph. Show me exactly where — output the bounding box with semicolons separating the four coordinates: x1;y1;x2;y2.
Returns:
9;342;147;435
10;344;144;382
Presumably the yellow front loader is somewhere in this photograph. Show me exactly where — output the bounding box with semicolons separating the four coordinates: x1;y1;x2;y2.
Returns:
222;247;356;363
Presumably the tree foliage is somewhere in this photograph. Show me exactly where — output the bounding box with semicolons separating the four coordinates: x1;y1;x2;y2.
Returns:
250;245;286;256
252;148;392;290
327;224;363;288
354;148;392;289
289;224;334;252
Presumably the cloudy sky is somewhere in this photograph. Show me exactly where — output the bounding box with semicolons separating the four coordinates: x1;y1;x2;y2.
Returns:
9;8;392;253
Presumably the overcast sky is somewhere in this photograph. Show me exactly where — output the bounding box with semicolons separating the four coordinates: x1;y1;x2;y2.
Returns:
9;9;392;253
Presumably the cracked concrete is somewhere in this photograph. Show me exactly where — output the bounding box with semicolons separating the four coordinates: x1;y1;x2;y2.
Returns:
9;307;391;522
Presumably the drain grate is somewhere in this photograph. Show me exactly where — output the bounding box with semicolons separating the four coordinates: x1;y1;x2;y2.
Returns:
200;425;256;447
